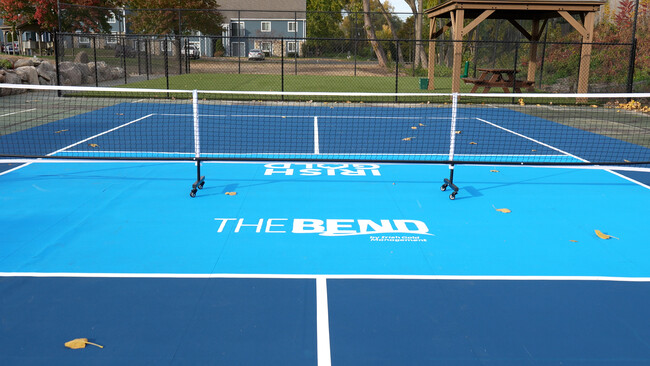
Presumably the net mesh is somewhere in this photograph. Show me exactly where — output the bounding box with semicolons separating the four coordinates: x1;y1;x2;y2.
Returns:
1;84;649;168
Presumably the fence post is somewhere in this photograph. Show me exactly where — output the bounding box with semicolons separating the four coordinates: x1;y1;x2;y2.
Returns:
626;38;637;93
54;32;62;96
395;40;399;100
513;42;519;103
145;39;150;80
164;37;170;92
538;26;548;89
92;36;98;87
294;11;298;75
281;37;285;96
122;37;127;85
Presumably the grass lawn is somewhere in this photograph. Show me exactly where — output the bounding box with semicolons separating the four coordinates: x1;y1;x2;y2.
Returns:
118;72;469;94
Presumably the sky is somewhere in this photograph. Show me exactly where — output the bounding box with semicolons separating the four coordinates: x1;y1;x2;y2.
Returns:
387;0;413;15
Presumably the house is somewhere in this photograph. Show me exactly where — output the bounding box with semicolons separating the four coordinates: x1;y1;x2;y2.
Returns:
217;0;307;57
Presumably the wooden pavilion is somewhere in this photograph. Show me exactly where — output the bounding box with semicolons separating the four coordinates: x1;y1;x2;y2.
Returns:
425;0;606;93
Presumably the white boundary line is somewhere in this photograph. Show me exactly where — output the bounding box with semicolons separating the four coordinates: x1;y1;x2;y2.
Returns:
475;117;588;162
314;116;320;155
2;272;650;281
0;108;36;117
316;276;332;366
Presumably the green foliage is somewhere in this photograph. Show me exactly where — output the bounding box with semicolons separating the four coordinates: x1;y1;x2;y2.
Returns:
126;0;223;35
0;58;12;69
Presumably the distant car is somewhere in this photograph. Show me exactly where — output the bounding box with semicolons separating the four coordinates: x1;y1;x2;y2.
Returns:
182;45;200;60
248;49;264;61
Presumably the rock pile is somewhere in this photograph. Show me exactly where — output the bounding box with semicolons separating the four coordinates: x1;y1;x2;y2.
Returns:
0;51;125;95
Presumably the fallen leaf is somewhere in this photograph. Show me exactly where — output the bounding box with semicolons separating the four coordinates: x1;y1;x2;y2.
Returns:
419;123;426;126
89;143;99;148
495;208;511;213
469;142;477;145
411;126;417;130
55;129;68;134
402;137;414;141
569;240;578;243
225;192;237;196
490;170;499;173
65;338;103;349
455;131;462;134
595;229;618;240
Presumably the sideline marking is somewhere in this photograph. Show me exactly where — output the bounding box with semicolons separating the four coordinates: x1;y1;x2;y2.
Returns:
316;276;331;366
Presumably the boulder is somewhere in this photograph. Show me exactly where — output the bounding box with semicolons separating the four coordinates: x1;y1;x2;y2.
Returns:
15;66;39;85
0;72;24;95
37;61;56;84
13;58;34;68
58;61;82;86
89;61;112;82
74;51;89;64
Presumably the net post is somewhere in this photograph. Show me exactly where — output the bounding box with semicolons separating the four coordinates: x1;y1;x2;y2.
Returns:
190;89;205;198
442;92;460;200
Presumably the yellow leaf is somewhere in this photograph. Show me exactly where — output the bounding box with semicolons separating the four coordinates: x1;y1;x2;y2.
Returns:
419;123;426;126
495;208;511;213
455;130;462;134
65;338;103;349
402;137;414;141
411;126;417;130
490;169;499;172
595;229;618;240
591;105;598;108
569;240;578;243
624;159;631;163
55;129;68;134
469;142;477;145
89;144;99;148
225;192;237;196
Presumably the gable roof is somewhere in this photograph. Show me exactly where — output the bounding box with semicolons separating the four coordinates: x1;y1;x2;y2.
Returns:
217;0;306;21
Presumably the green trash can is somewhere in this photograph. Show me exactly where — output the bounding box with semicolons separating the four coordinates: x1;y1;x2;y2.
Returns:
419;78;429;90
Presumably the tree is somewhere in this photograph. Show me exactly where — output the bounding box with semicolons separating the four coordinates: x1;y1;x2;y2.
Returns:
378;0;404;65
126;0;223;36
361;0;389;67
307;0;345;38
0;0;120;32
403;0;427;68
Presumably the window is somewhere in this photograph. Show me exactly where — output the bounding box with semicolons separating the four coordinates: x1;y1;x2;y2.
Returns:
286;41;296;53
288;21;297;32
231;22;245;37
261;21;271;32
79;36;90;44
261;41;272;54
106;34;117;44
107;11;116;23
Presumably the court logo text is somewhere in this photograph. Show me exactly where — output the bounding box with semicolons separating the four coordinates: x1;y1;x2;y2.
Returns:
213;218;431;237
264;163;381;176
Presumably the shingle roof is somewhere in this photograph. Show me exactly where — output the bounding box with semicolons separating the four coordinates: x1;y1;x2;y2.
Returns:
217;0;306;20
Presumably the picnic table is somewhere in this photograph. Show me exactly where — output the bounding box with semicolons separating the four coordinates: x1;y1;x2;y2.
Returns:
462;68;534;93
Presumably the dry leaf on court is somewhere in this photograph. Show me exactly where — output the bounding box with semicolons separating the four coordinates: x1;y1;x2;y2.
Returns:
490;169;500;173
225;192;237;196
65;338;103;349
569;240;578;243
469;142;477;145
595;230;618;240
55;129;68;134
419;123;426;126
411;126;417;130
495;208;511;213
89;143;99;148
402;137;414;141
455;131;462;134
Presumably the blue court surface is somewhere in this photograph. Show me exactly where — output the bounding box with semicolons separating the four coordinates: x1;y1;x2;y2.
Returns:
2;99;650;365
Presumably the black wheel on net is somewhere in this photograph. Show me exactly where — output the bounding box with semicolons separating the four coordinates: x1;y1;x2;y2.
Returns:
190;189;197;198
440;185;448;192
449;192;457;200
198;182;205;189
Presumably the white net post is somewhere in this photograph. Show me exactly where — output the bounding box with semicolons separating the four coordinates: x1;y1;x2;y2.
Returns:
192;89;200;159
448;92;459;167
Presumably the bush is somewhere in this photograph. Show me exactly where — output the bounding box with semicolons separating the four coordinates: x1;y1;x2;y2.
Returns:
0;58;12;69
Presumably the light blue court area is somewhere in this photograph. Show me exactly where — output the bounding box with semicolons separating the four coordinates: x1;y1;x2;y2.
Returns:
1;161;649;276
2;161;650;365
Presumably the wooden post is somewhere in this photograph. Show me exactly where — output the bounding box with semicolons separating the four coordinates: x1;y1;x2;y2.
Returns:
428;17;436;90
451;9;464;93
577;12;595;94
527;19;540;83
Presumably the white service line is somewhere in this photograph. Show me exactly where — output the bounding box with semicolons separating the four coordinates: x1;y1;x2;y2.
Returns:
0;108;36;117
316;276;332;366
47;114;155;157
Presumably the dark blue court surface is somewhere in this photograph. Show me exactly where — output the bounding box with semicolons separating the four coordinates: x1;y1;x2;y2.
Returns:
1;100;650;365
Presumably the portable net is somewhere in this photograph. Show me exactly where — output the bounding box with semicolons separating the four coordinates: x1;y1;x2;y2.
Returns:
1;84;649;197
